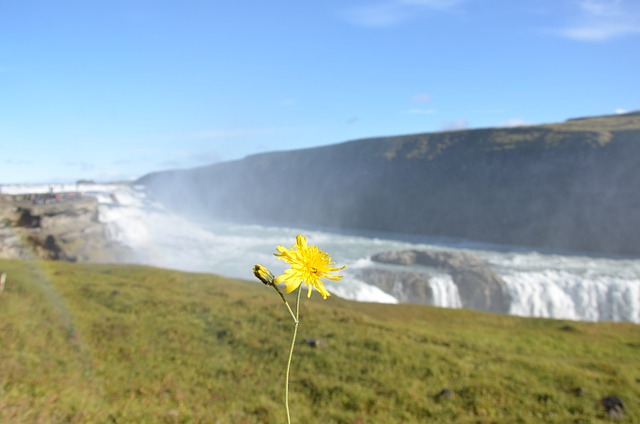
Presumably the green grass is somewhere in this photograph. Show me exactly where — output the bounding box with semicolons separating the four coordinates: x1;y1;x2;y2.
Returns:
1;259;639;423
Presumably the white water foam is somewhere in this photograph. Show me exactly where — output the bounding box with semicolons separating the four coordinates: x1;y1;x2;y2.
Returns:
429;274;463;309
502;269;640;322
327;277;398;304
3;183;639;321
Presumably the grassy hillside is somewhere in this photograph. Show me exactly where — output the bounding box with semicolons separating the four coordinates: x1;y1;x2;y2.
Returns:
1;259;639;423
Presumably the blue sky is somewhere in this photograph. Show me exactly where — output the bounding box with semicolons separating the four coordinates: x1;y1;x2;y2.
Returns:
1;0;639;184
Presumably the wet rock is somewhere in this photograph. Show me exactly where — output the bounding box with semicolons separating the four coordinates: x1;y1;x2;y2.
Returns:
435;388;453;400
370;249;512;313
303;338;327;348
600;396;624;419
25;234;73;261
372;250;486;269
16;208;41;228
357;269;434;304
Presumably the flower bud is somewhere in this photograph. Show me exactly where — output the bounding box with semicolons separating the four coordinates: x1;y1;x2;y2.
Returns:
253;264;275;286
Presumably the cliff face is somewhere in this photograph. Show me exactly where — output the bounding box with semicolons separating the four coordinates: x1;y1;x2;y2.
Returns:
0;194;130;262
138;112;640;257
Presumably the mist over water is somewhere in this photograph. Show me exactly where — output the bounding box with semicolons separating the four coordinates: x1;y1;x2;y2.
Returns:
5;183;639;323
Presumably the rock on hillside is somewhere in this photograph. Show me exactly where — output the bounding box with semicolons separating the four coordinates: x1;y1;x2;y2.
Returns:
138;112;640;257
0;193;130;262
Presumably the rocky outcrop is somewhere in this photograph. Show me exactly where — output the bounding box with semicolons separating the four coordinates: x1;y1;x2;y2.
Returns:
357;269;435;304
0;194;130;263
368;249;512;313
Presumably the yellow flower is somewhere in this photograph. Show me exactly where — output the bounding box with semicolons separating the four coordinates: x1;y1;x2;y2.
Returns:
274;234;346;299
253;264;275;285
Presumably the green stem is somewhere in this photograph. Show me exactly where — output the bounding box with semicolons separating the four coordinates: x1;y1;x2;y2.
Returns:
271;284;297;323
285;285;302;424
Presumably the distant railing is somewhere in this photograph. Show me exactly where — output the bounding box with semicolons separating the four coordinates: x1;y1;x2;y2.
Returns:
0;192;84;204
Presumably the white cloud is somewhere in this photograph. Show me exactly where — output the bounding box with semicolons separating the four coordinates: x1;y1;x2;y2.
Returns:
557;0;640;41
442;118;469;130
65;161;95;172
4;158;32;165
160;160;182;168
342;0;464;27
400;0;462;9
412;93;432;103
615;108;628;114
188;127;292;140
191;149;223;164
580;0;622;17
560;24;640;40
189;129;264;139
500;118;528;127
155;149;222;170
342;3;408;27
402;108;436;115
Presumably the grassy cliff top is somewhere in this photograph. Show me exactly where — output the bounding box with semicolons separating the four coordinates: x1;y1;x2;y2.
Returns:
545;112;640;132
1;259;638;423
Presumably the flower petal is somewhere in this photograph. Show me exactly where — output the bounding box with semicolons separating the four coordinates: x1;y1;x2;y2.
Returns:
285;279;302;293
296;234;307;249
272;234;345;299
